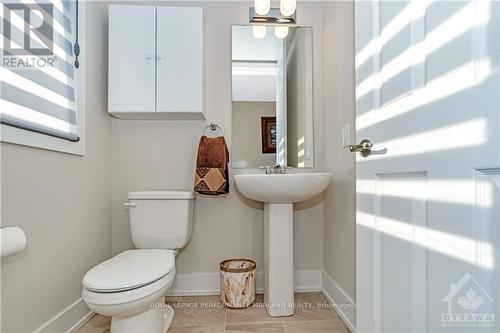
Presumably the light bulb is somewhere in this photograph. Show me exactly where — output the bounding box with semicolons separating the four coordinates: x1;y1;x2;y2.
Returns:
252;25;267;39
280;0;296;16
254;0;270;16
275;26;289;39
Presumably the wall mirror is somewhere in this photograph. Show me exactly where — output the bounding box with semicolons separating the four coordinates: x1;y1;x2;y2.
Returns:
231;25;314;169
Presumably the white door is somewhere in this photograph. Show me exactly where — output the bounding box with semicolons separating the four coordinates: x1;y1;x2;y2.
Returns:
108;5;156;113
156;7;203;113
355;1;500;332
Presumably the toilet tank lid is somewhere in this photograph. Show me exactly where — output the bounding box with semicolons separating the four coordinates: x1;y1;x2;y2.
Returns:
128;191;196;200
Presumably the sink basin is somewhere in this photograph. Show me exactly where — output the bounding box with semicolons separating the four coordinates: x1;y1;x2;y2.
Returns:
234;173;331;203
234;172;332;317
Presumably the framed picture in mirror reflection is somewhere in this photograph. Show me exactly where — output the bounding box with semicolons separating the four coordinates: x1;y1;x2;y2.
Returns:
261;117;276;154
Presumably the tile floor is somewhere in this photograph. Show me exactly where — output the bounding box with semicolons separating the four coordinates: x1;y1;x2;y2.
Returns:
77;293;349;333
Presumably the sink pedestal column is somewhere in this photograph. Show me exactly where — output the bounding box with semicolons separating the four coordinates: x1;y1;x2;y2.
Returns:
264;203;294;317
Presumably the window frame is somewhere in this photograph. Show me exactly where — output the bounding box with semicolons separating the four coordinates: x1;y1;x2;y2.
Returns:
0;1;86;156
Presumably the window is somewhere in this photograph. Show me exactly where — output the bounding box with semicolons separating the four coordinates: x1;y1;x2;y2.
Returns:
1;0;85;155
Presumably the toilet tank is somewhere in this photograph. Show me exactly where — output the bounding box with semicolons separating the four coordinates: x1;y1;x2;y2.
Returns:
127;191;195;249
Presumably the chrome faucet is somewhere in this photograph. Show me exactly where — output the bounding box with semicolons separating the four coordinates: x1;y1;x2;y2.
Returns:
273;164;286;174
259;165;286;174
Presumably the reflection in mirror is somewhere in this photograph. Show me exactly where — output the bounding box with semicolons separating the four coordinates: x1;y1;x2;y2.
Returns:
231;25;314;169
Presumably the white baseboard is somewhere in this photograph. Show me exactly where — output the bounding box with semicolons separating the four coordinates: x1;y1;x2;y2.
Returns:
168;270;322;296
321;270;357;333
34;298;94;333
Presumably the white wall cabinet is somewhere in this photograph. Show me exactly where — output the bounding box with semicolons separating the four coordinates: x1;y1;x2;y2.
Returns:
108;5;204;119
157;7;203;113
108;6;156;113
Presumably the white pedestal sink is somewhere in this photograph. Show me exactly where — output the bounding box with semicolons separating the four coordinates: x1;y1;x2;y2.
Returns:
234;173;331;317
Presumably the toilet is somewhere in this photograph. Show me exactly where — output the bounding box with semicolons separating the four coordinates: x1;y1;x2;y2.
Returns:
82;191;195;333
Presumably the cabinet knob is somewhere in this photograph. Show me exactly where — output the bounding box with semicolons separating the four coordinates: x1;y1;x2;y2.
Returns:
145;54;153;60
156;55;163;60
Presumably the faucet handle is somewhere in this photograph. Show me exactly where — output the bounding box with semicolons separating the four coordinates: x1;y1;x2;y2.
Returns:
259;166;273;174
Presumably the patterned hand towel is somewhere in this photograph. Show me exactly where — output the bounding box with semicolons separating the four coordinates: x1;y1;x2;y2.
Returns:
194;135;229;195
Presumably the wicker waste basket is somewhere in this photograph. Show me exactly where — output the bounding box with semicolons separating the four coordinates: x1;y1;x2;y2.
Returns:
220;259;256;308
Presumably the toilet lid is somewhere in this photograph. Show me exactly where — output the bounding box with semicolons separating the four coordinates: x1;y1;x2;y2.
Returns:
83;249;175;292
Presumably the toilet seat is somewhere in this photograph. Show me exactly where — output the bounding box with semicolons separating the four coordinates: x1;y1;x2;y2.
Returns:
83;249;175;292
82;269;175;306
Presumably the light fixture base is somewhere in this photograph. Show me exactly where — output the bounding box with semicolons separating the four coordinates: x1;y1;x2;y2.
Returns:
249;7;296;25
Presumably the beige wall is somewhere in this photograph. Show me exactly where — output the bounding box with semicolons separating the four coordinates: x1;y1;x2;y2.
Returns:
0;2;112;331
0;2;353;331
322;1;357;301
111;1;326;275
112;119;324;274
232;101;276;168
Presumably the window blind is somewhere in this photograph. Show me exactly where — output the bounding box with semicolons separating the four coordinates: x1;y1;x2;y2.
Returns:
1;0;80;142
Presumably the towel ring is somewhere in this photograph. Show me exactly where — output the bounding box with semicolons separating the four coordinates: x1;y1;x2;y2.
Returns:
202;122;224;136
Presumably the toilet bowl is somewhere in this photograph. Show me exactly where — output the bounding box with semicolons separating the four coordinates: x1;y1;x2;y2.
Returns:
83;250;176;333
82;191;195;333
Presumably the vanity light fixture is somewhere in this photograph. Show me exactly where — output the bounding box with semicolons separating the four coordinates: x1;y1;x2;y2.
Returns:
249;3;295;40
274;26;289;39
249;7;296;25
254;0;270;16
252;25;267;39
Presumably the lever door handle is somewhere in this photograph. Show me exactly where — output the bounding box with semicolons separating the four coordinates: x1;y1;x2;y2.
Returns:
123;202;136;207
345;139;387;158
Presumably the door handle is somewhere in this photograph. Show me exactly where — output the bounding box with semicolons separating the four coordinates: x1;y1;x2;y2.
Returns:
345;139;387;158
123;202;136;207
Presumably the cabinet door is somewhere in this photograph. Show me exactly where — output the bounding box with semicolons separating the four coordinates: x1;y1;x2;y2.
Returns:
156;7;203;113
108;5;156;113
